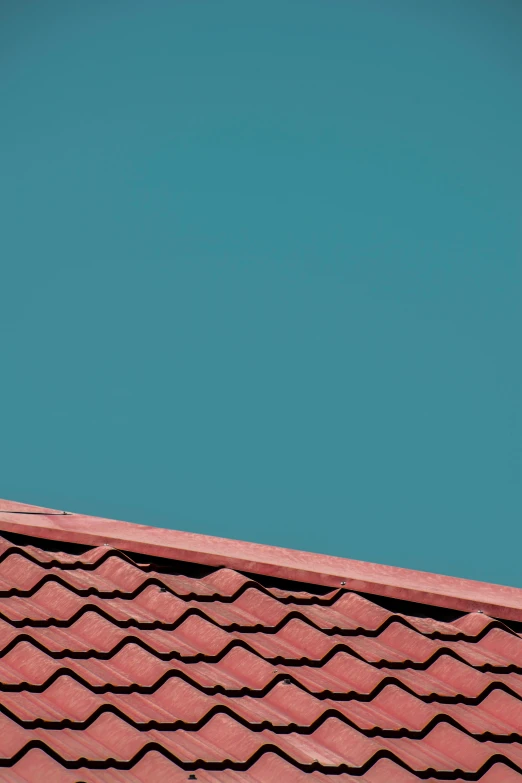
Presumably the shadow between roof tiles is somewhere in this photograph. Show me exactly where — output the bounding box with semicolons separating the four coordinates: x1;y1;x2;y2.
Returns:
1;533;522;780
1;741;522;779
3;530;522;634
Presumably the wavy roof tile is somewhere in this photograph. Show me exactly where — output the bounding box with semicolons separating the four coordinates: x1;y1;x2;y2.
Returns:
0;498;521;781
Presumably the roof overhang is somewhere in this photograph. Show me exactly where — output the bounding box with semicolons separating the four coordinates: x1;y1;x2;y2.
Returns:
1;497;521;622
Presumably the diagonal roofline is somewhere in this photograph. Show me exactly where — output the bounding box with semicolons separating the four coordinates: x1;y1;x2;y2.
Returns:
1;497;521;621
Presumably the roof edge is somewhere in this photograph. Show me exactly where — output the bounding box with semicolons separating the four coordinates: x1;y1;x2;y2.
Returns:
1;499;521;621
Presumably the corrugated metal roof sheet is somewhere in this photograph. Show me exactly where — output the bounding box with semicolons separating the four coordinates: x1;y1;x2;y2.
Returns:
0;502;521;780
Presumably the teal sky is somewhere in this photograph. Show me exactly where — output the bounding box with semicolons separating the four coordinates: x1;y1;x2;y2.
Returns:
1;2;521;586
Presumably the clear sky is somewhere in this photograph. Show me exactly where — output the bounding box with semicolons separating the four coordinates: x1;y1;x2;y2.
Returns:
1;1;520;586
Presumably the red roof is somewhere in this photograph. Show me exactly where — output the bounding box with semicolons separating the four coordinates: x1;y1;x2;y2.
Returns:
0;498;522;782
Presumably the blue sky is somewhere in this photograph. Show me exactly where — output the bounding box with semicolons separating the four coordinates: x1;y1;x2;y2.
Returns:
1;1;520;585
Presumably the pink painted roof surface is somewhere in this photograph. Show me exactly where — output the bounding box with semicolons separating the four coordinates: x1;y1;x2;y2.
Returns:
0;497;521;781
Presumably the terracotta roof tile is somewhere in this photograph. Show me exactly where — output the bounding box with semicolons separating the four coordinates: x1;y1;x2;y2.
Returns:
0;501;521;780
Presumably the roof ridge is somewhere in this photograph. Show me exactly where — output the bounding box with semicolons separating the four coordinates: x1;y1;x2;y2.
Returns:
1;498;522;621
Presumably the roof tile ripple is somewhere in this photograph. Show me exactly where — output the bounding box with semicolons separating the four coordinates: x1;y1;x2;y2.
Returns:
0;532;521;781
